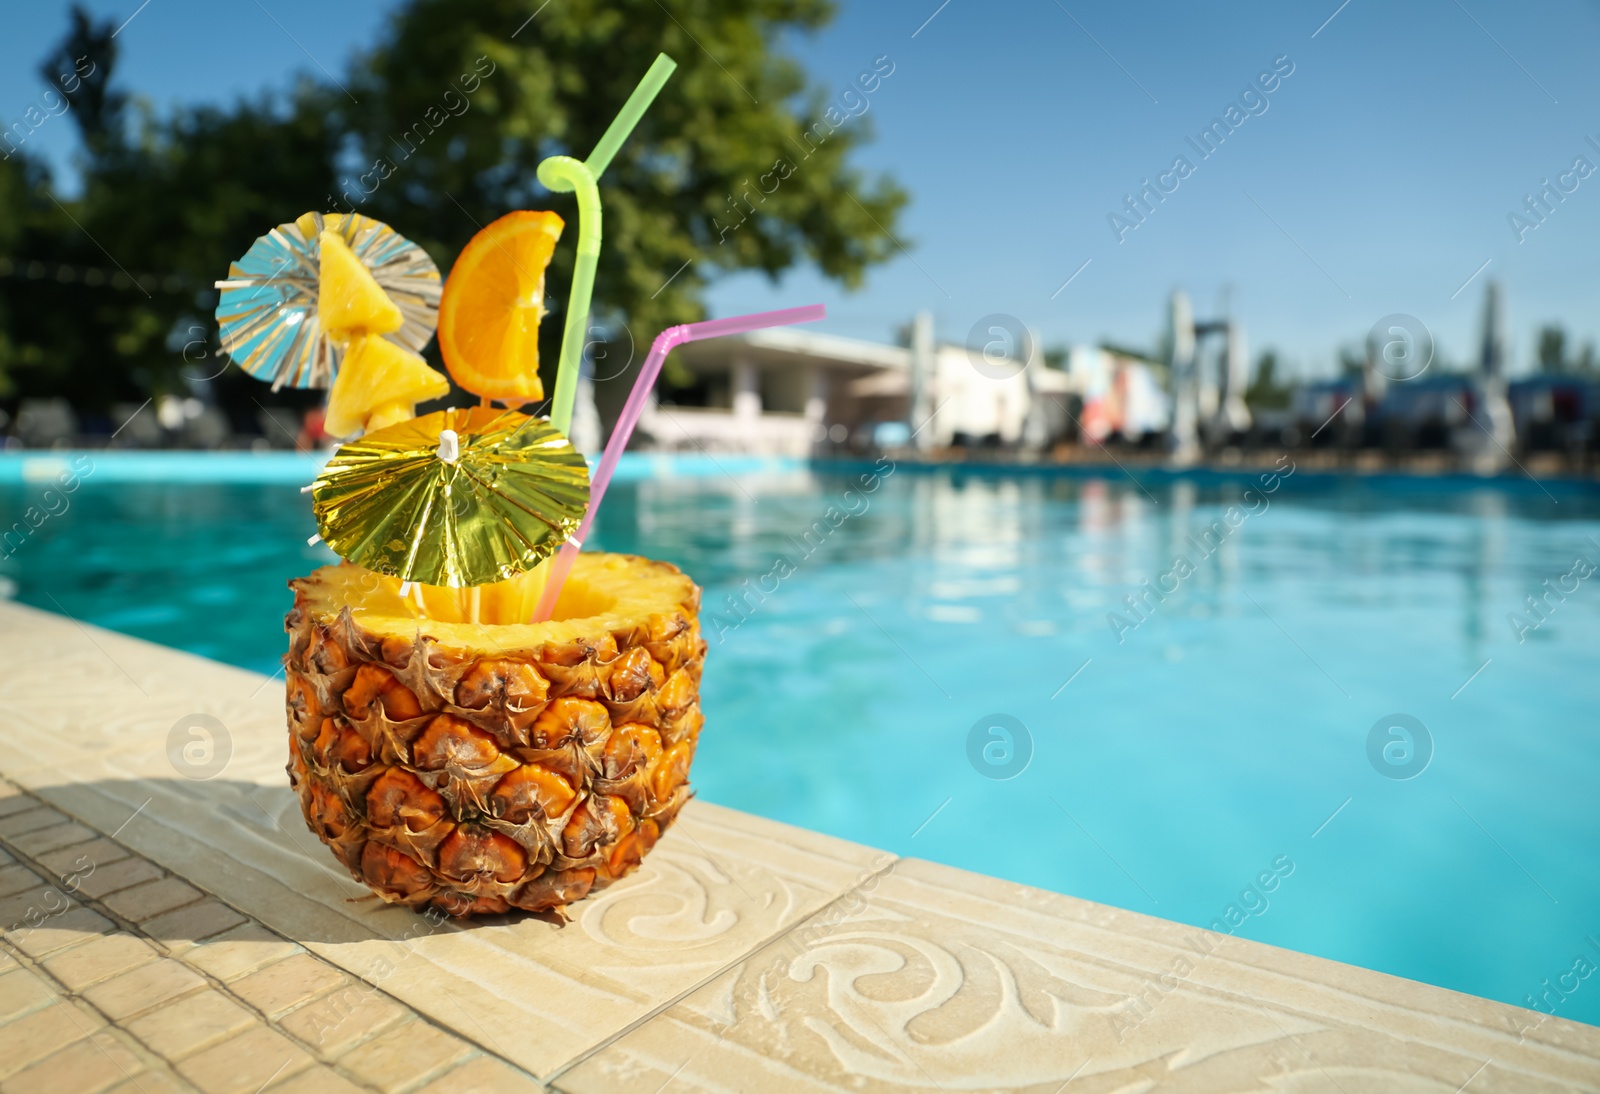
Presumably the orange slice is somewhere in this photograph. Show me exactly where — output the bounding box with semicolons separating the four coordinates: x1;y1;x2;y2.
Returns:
318;231;402;339
437;211;564;403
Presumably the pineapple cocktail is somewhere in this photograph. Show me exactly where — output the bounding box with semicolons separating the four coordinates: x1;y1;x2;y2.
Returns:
213;57;717;918
217;54;822;917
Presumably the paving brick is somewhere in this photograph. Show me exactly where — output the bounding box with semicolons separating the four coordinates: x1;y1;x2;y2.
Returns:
35;837;130;876
104;1069;191;1094
0;846;13;865
0;790;33;818
279;982;408;1055
0;999;106;1079
10;821;98;856
177;1024;314;1094
141;898;246;949
0;966;58;1023
83;956;208;1021
266;1065;372;1093
41;931;157;991
9;905;114;958
3;1029;148;1094
229;952;349;1020
183;924;302;982
418;1055;545;1093
339;1019;474;1093
0;893;78;938
125;988;256;1060
102;877;203;922
74;856;165;901
0;806;68;837
0;884;66;926
0;862;46;898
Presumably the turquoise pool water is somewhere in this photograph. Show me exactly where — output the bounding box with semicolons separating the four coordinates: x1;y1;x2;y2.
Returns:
4;452;1598;1027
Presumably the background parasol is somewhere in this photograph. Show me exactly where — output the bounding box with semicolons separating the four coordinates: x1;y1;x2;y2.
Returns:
309;406;589;588
216;212;440;390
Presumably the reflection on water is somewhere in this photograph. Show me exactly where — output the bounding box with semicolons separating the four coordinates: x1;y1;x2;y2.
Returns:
598;463;1600;1026
3;462;1598;1024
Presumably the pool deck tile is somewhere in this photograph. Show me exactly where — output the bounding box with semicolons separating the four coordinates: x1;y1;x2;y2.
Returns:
554;856;1600;1091
2;1027;153;1094
0;598;1597;1091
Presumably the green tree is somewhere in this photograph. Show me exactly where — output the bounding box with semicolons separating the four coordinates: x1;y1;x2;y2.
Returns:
1535;324;1567;373
338;0;905;425
4;0;907;434
2;8;342;417
1245;349;1291;409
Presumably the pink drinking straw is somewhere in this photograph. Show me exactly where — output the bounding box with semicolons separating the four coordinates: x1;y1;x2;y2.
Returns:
531;304;827;622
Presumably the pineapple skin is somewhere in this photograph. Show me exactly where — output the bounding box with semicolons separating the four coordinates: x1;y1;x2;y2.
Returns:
283;556;706;917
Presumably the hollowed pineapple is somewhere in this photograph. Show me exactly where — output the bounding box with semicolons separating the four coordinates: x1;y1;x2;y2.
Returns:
284;554;705;917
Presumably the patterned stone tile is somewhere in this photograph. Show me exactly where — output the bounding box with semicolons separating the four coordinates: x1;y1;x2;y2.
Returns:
301;801;892;1077
0;602;897;1078
556;857;1600;1093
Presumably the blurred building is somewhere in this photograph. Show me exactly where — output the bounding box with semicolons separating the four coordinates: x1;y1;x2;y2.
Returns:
1507;374;1599;452
1063;345;1170;443
639;326;909;455
641;321;1044;454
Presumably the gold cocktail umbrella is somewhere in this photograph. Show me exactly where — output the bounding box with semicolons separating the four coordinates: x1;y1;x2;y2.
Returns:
309;407;589;588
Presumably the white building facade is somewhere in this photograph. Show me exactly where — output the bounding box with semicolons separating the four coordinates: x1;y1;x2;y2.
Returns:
639;325;1060;455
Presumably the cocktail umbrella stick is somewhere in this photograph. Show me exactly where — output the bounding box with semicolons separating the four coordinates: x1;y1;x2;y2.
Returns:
532;304;826;622
539;53;677;435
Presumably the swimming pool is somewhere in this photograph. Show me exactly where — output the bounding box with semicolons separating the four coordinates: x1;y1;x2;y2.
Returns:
4;451;1597;1027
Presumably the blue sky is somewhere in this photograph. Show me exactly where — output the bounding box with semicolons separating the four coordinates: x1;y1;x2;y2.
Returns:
5;0;1600;379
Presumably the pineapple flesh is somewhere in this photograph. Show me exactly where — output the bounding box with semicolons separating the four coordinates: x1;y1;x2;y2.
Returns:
284;554;705;917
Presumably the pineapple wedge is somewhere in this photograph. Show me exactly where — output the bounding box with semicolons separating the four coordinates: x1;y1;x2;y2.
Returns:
323;334;450;438
284;554;705;917
318;230;403;338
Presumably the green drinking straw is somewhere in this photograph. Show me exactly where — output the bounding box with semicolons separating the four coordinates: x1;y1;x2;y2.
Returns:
539;53;677;435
